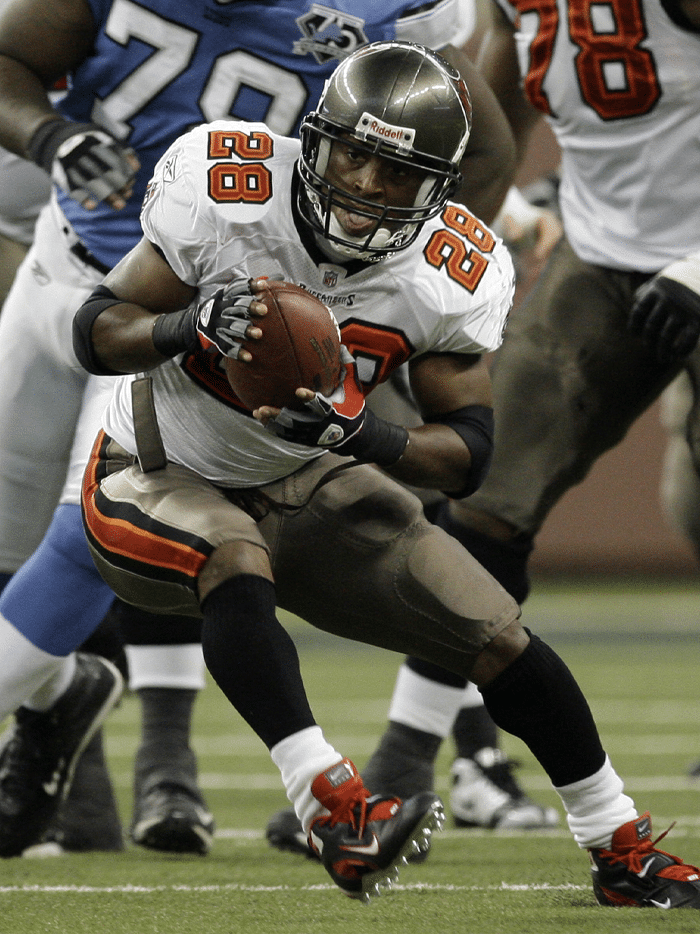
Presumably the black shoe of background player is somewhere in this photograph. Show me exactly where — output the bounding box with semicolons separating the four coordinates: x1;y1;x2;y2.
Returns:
130;773;215;855
0;654;123;857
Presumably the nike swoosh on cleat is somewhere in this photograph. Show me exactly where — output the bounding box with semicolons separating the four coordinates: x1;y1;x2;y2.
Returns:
42;763;65;797
340;833;380;856
309;830;324;854
650;898;672;909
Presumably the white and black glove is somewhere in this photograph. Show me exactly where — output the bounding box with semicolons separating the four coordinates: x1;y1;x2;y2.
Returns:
152;280;262;360
27;117;138;208
195;280;270;358
265;348;408;466
630;255;700;362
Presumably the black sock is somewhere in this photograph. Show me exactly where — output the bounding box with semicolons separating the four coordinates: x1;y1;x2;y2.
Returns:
452;704;499;759
481;632;606;787
108;597;203;644
362;721;441;799
201;574;316;750
134;687;198;792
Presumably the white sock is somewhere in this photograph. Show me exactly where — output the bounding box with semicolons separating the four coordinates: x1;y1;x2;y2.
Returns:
460;680;484;708
0;613;76;717
270;725;343;832
388;663;465;738
126;644;206;690
555;756;638;849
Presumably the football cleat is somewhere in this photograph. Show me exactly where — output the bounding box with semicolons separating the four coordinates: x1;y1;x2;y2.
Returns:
307;758;443;902
590;812;700;909
266;806;318;859
450;749;559;829
27;729;124;854
0;653;123;857
130;778;215;855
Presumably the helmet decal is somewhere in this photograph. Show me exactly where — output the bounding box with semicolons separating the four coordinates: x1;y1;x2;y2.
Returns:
355;113;416;154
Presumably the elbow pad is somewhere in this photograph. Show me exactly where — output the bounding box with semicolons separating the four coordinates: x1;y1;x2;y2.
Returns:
425;404;494;498
72;283;124;375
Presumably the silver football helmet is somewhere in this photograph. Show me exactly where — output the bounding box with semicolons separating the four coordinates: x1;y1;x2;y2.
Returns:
298;41;472;261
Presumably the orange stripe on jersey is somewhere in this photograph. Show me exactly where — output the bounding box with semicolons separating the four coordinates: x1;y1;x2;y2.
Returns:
82;430;208;583
86;503;206;579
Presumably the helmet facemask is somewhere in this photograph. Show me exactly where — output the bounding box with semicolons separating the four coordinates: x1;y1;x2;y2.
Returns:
299;120;457;261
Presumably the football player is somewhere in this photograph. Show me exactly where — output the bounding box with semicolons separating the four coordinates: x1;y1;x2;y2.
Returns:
72;41;700;906
0;0;523;857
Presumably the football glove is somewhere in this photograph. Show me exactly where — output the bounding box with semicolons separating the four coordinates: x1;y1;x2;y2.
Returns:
265;348;408;466
629;256;700;362
27;118;138;208
195;280;263;358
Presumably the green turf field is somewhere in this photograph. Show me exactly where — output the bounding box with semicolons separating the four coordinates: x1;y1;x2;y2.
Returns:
2;580;700;934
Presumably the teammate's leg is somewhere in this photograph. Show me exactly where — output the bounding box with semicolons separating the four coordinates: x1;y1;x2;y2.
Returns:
658;364;700;777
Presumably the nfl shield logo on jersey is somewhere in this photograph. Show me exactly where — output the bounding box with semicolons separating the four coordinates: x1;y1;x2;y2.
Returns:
323;268;339;289
294;5;369;63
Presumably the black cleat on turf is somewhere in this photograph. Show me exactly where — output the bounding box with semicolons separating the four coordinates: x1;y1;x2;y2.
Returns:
307;758;443;902
589;812;700;909
26;729;124;855
0;653;123;858
266;806;318;859
130;777;215;855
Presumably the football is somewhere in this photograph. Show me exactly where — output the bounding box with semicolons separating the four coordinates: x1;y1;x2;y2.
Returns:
224;279;343;411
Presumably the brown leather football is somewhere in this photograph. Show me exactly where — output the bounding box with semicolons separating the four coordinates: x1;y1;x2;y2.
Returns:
224;279;342;410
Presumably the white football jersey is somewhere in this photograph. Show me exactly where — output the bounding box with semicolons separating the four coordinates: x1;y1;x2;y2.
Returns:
495;0;700;271
104;120;514;487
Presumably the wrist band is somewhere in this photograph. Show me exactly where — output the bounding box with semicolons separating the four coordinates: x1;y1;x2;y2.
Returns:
152;307;199;358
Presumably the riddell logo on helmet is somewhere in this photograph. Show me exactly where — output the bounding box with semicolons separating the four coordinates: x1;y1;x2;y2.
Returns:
356;112;415;152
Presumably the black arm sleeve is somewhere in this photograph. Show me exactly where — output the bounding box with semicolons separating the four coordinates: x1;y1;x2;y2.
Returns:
425;404;494;498
72;283;124;375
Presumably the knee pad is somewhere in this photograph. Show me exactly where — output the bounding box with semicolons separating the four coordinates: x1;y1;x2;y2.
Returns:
427;501;534;603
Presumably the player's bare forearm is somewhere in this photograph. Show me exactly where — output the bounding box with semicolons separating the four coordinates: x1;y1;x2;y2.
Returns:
383;422;475;493
88;238;198;373
90;301;170;374
383;351;493;495
0;57;58;154
0;0;95;154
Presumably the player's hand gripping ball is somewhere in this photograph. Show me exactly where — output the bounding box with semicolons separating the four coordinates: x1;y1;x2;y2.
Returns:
224;279;343;410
